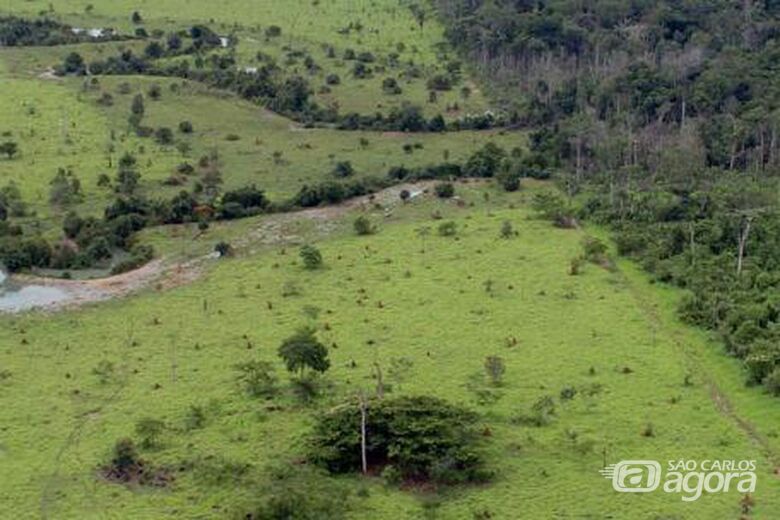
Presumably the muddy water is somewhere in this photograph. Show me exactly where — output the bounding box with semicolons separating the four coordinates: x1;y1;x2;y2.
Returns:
0;269;71;313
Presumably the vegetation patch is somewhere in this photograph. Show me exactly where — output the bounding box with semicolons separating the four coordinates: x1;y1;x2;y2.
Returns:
310;395;490;486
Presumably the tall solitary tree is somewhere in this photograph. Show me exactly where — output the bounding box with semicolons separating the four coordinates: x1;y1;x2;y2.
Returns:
277;327;330;378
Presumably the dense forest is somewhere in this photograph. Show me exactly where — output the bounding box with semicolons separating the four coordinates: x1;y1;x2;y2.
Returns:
435;0;780;394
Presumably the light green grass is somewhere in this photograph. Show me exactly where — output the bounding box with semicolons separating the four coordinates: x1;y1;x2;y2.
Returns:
0;76;128;233
1;184;777;519
3;0;490;116
0;72;521;235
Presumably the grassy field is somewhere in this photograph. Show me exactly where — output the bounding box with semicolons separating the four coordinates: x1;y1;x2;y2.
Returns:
2;0;489;117
0;70;517;235
1;183;779;518
1;2;779;519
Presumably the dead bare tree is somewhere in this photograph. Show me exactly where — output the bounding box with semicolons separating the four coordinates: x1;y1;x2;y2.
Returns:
358;390;368;475
737;214;754;276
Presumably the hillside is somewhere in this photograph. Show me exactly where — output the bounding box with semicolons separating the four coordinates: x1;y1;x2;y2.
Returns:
0;2;778;519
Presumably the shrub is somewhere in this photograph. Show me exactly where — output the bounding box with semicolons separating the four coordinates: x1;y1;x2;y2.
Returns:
352;62;371;78
110;244;154;274
309;395;490;485
300;244;323;269
500;221;514;239
234;360;278;398
178;120;193;133
0;141;18;159
357;51;375;63
496;167;522;192
154;127;174;145
101;438;171;487
765;368;780;396
382;77;402;95
582;236;609;266
427;74;453;91
325;73;341;85
353;215;375;236
532;190;573;226
265;25;282;38
434;182;455;198
464;143;506;178
214;241;233;257
331;161;355;178
438;221;457;237
222;185;269;213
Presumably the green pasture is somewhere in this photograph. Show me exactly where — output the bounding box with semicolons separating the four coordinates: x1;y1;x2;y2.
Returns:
0;184;778;518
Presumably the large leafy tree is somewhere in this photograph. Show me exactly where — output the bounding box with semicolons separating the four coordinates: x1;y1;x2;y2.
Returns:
277;327;330;377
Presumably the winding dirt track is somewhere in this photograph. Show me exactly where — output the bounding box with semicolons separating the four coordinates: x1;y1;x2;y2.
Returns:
8;181;437;312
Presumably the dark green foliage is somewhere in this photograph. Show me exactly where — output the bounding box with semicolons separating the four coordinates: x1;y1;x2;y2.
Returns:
154;127;174;145
353;215;375;236
0;16;123;47
277;327;330;377
178;120;193;133
426;74;453;91
464;143;506;178
496;161;522;192
115;168;141;195
144;41;164;59
381;77;402;95
147;84;162;100
130;94;145;117
62;52;86;75
299;245;323;270
101;438;170;487
581;237;609;265
331;161;355;178
110;244;153;274
0;141;18;159
434;182;455;198
214;241;233;257
309;395;490;485
579;172;780;392
83;36;504;131
265;25;282;38
220;185;268;219
107;438;141;477
532;191;572;226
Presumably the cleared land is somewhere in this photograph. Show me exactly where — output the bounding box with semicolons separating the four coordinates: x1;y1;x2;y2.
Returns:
0;2;778;519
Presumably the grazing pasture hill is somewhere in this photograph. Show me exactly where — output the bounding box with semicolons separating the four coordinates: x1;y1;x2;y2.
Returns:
0;72;515;230
5;0;491;117
0;1;778;519
0;183;779;519
0;0;517;276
